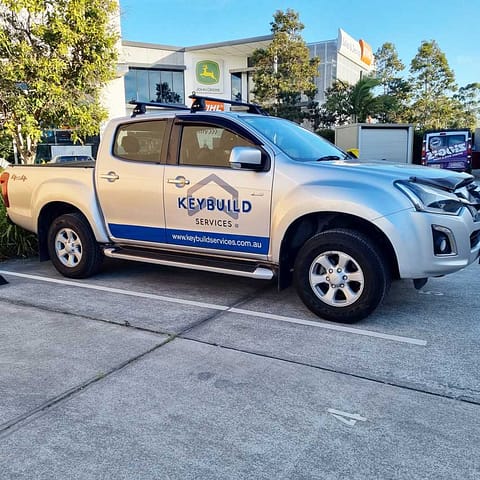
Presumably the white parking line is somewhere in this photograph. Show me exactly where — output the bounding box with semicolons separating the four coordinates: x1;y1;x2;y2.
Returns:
230;307;426;345
0;270;427;346
0;270;227;311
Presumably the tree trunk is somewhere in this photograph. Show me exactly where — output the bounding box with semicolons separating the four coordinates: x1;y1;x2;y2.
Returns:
13;130;37;164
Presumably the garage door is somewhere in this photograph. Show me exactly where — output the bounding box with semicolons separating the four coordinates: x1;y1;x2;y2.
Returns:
360;128;408;163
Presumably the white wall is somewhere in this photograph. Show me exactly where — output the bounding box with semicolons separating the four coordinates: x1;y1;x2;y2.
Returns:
101;75;127;122
122;43;185;68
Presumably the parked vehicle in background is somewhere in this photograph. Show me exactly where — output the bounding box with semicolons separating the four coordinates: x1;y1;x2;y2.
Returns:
422;129;472;173
50;155;95;164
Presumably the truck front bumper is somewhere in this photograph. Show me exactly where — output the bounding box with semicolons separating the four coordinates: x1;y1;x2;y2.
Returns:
376;207;480;279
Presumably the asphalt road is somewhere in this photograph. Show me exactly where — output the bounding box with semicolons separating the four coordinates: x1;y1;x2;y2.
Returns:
0;256;479;479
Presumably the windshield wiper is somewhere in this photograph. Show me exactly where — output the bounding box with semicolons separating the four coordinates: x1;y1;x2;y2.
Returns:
316;155;342;161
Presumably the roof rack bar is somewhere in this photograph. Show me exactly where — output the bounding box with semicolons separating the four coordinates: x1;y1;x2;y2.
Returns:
128;100;190;117
189;93;268;115
127;96;268;117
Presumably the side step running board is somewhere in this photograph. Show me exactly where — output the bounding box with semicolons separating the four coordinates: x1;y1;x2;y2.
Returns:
103;247;275;280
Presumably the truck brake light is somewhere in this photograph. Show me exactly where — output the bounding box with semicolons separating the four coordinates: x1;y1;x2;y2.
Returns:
0;172;10;207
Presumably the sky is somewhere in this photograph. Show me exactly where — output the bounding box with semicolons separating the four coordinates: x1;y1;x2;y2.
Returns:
118;0;480;89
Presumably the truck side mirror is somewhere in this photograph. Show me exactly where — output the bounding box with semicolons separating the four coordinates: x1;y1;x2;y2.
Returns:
229;146;263;170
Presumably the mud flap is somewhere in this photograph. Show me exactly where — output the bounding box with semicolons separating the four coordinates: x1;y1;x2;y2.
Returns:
0;275;8;285
413;278;428;290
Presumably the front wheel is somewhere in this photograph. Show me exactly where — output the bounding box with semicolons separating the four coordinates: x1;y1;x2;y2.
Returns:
47;213;103;278
294;229;390;323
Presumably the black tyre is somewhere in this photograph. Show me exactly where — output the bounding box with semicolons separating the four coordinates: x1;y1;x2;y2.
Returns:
47;213;103;278
293;229;390;323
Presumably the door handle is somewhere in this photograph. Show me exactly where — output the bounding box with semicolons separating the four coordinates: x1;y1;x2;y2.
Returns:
168;176;190;187
100;171;120;182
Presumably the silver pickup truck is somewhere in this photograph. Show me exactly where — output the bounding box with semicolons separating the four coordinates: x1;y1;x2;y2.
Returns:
1;96;480;323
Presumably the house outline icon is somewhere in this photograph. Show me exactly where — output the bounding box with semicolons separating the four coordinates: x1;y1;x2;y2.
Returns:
186;173;240;220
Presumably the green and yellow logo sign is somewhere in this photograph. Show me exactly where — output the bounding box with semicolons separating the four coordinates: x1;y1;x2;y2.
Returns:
196;60;220;85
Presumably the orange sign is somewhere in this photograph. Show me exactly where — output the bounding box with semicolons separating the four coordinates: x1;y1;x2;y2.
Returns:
204;100;224;111
359;39;373;66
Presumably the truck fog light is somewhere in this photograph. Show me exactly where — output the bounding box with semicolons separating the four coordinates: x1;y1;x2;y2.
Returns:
432;225;457;256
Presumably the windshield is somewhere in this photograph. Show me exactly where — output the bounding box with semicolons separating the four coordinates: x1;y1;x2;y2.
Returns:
243;116;349;162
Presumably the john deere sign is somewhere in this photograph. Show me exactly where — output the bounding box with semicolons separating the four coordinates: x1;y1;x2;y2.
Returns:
196;60;220;85
193;59;223;94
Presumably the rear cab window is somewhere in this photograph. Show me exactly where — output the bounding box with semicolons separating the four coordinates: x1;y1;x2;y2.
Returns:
113;120;168;163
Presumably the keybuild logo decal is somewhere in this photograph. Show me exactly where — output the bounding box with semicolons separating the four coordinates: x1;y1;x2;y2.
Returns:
178;173;252;220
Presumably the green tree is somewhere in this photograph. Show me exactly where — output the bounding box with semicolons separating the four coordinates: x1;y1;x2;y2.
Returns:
453;83;480;129
251;9;319;119
0;0;119;164
374;42;410;122
320;77;386;125
374;42;405;95
349;76;382;123
305;88;321;131
0;130;14;163
319;80;352;126
407;40;457;129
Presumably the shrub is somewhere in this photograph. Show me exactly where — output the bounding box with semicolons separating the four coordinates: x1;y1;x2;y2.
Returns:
316;128;335;143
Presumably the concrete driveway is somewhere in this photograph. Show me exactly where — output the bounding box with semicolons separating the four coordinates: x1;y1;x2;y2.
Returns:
0;257;479;479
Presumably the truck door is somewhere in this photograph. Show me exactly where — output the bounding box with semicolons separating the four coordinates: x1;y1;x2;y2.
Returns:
95;119;169;244
163;118;273;258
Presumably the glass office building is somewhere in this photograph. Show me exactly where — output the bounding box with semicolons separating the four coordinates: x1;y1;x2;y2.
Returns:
309;29;374;104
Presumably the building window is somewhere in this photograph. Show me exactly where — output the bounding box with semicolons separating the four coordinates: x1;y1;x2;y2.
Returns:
125;68;185;104
231;72;242;101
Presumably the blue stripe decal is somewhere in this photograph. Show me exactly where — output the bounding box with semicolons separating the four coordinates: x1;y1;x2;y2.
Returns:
108;224;269;254
109;224;166;243
166;229;269;254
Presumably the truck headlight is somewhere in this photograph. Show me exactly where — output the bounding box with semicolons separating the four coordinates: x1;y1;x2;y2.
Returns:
395;181;464;215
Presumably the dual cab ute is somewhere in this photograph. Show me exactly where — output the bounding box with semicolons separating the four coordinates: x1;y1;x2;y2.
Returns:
1;95;480;323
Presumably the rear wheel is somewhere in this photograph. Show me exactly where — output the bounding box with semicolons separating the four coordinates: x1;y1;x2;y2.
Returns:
47;213;102;278
294;229;390;323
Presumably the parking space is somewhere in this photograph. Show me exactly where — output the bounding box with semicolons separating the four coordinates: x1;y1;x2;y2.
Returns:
0;257;479;478
0;301;167;427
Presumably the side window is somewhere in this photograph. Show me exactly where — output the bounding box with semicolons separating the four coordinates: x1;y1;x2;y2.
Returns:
113;120;167;162
179;125;254;168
